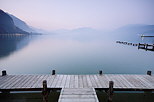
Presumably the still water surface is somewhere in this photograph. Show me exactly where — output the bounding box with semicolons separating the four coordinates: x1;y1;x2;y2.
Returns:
0;34;153;74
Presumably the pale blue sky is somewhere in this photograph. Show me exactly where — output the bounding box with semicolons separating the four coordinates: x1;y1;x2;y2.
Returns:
0;0;154;30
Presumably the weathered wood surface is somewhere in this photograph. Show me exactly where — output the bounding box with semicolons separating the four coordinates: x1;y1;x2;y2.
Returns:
58;88;99;102
0;74;154;90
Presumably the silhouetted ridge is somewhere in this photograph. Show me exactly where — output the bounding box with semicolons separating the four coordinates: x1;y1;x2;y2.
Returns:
0;9;28;34
9;14;35;33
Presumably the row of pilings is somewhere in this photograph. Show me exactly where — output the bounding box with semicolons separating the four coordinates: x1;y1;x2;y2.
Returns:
116;41;154;51
116;41;138;46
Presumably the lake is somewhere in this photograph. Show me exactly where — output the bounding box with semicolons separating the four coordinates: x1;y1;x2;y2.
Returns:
0;34;154;75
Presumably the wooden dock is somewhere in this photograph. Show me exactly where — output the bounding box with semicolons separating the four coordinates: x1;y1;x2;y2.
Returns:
138;43;154;51
141;35;154;37
0;70;154;102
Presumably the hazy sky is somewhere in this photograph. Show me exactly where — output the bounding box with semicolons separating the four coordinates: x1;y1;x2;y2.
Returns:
0;0;154;30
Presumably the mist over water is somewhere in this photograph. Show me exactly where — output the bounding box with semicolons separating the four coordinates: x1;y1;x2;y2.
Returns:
0;33;153;75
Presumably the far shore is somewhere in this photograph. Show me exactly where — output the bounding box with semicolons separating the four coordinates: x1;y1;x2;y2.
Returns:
0;32;42;35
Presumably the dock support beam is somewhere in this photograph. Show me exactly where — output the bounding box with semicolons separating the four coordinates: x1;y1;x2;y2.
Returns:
2;70;7;76
108;81;114;102
42;80;49;102
147;71;152;76
52;70;55;75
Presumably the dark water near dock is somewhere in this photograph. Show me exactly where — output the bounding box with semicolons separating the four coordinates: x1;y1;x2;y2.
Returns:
0;91;60;102
96;90;154;102
0;34;154;74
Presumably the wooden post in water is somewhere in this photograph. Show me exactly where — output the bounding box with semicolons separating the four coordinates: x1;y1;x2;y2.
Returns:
2;70;7;76
144;43;146;48
138;43;140;46
138;43;140;49
42;80;49;102
99;70;102;75
108;81;114;102
147;71;152;76
52;70;55;75
145;44;148;50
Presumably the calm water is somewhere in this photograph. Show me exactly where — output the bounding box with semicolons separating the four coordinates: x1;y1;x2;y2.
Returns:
0;34;153;74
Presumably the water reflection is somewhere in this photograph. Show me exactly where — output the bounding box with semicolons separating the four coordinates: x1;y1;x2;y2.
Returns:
0;34;154;74
0;34;32;58
140;36;154;44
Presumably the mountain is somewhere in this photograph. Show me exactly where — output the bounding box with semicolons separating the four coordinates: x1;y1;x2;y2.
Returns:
112;24;154;40
116;24;154;34
0;9;28;34
9;14;35;33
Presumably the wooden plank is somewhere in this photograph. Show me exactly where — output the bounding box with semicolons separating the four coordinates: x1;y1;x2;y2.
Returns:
82;75;88;88
97;75;108;88
89;75;97;87
69;75;74;88
56;75;64;88
58;88;64;102
118;74;132;88
31;75;46;88
23;75;40;88
0;75;17;88
58;88;99;102
104;74;113;82
93;75;102;88
21;75;38;88
78;75;84;88
108;74;126;88
0;75;15;85
118;75;134;88
134;75;153;88
120;75;136;88
12;75;32;88
59;75;67;88
37;75;50;88
59;95;97;98
130;75;147;88
123;75;144;89
141;75;154;88
26;75;45;88
74;75;79;88
112;74;124;87
8;75;29;89
72;75;76;88
47;75;56;88
29;75;43;88
104;74;118;88
51;75;60;88
59;98;96;102
86;75;93;88
64;75;71;88
143;75;154;86
2;75;24;89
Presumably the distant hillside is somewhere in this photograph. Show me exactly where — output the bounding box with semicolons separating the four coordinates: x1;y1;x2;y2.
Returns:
9;14;35;33
0;9;28;34
112;24;154;39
